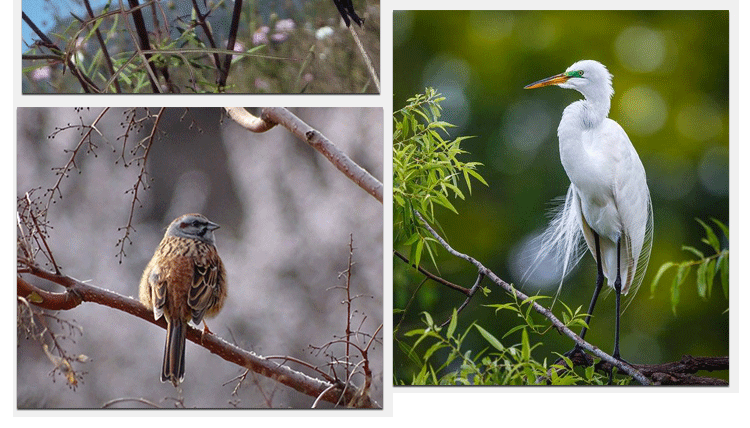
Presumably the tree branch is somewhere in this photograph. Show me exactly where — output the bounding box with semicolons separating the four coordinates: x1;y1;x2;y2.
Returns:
347;26;380;93
17;267;378;408
393;250;471;295
219;0;243;89
22;11;100;93
563;351;727;385
413;211;653;385
83;0;122;93
224;107;383;203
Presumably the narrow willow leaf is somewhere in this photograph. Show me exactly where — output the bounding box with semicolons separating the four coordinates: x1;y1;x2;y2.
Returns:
422;312;434;328
682;245;704;259
521;328;531;362
412;238;423;271
696;218;720;252
670;263;691;315
705;258;716;298
650;262;675;296
475;324;505;352
446;309;458;338
711;218;729;240
696;259;708;299
720;254;729;299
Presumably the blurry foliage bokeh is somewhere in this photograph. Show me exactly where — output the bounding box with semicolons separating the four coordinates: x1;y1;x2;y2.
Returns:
21;0;379;93
393;10;729;383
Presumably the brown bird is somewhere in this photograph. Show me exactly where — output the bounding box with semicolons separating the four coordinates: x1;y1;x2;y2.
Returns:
139;213;227;386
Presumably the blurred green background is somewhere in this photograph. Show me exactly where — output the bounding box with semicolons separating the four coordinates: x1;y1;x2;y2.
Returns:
393;10;729;383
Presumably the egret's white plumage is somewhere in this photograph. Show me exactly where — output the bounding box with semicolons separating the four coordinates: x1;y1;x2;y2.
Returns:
525;60;653;362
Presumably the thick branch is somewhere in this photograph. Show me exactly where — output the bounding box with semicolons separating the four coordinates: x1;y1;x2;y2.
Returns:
564;351;728;385
414;211;652;385
17;267;377;408
224;107;383;203
218;0;243;89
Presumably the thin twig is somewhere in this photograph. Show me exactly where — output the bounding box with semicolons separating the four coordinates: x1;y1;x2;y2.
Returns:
348;25;380;93
22;11;99;92
83;0;122;93
393;250;471;294
439;273;484;328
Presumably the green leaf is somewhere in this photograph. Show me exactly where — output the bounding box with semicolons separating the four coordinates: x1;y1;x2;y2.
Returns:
475;324;505;352
446;309;458;338
650;262;675;297
585;364;595;380
502;324;527;340
521;328;530;362
670;262;691;315
719;253;729;299
711;218;729;240
422;312;435;328
705;258;716;298
696;259;708;299
423;341;445;361
486;302;521;315
696;218;720;253
682;245;704;259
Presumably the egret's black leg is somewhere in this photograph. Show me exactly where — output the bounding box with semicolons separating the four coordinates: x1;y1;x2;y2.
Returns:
565;232;605;359
609;237;623;384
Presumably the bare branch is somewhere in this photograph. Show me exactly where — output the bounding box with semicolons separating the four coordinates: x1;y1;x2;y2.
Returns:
224;107;384;203
116;107;165;263
17;267;378;408
224;107;277;133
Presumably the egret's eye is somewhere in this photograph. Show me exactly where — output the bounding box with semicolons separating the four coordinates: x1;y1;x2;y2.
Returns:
578;70;585;77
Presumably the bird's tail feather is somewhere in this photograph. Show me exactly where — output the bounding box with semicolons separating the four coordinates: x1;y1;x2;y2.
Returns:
524;185;588;305
162;318;186;387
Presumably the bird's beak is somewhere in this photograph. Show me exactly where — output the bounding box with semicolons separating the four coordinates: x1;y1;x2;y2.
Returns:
207;221;220;231
524;72;570;89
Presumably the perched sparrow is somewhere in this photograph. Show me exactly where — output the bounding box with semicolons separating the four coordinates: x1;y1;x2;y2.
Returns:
139;213;227;387
332;0;363;27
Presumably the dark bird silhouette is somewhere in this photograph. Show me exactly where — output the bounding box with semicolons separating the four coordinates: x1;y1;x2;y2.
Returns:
332;0;363;27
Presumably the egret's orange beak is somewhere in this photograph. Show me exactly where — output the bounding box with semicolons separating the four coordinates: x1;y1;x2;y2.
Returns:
524;73;570;89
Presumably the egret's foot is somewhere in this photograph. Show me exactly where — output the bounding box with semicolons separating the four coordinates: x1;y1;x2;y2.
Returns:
563;345;586;360
559;345;591;369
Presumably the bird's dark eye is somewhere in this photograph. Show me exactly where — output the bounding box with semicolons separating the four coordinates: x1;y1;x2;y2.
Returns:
578;70;585;76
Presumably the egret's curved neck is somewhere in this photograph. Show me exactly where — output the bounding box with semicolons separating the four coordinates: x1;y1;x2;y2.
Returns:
557;93;611;177
564;91;611;131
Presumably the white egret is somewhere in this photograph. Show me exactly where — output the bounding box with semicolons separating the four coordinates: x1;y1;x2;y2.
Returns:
524;60;653;371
